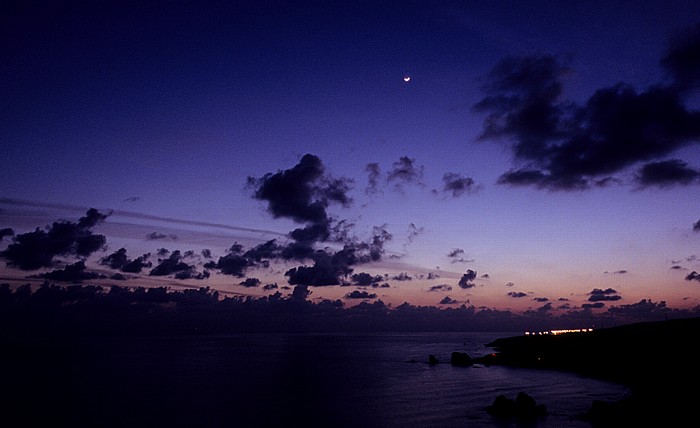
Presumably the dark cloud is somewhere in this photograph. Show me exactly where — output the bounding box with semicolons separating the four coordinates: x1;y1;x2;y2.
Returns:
146;232;178;240
533;297;549;302
507;291;528;298
364;162;382;195
1;208;108;270
406;223;423;245
439;296;458;305
505;282;515;287
636;159;700;188
205;244;252;277
150;250;206;279
582;302;606;309
686;271;700;282
345;290;377;299
263;283;279;290
392;272;412;281
239;278;261;288
604;270;628;275
428;284;452;292
458;269;477;289
475;27;700;192
0;228;14;241
36;260;103;282
101;248;152;273
351;272;384;286
248;154;353;245
694;220;700;232
387;156;424;191
447;248;472;264
670;265;684;270
588;288;622;302
661;23;700;92
439;173;479;197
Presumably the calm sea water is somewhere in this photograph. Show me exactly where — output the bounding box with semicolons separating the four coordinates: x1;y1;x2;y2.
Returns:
7;332;627;427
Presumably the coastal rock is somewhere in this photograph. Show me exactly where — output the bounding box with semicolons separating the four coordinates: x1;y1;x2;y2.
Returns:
428;354;439;365
450;352;473;367
487;392;546;420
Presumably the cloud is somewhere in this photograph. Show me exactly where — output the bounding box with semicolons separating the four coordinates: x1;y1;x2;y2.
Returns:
428;284;452;292
239;278;261;288
365;162;382;195
636;159;700;188
205;243;253;277
146;232;178;240
248;153;353;245
582;302;606;309
36;260;103;282
1;208;108;270
458;269;477;288
661;23;700;92
438;173;480;197
406;223;424;245
686;271;700;282
345;290;377;299
263;283;278;290
588;288;622;302
694;220;700;232
387;156;424;191
101;248;152;273
351;272;385;286
392;272;412;281
150;250;207;279
474;26;700;191
439;296;458;305
505;282;515;287
507;291;528;298
0;228;14;241
604;270;628;275
447;248;473;264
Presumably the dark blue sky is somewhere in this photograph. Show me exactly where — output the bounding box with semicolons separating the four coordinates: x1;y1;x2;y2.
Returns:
1;1;699;315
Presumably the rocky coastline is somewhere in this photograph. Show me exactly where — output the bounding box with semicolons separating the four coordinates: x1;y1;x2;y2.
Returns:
474;316;700;425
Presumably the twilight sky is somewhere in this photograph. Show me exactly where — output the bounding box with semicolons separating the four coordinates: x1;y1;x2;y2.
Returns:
2;1;700;321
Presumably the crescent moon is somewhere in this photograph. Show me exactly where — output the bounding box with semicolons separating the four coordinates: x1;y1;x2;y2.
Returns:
403;75;411;82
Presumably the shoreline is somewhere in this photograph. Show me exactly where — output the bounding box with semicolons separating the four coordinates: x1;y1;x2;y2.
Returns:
475;317;700;424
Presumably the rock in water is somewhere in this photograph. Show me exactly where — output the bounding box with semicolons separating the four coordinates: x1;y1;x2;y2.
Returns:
428;354;439;365
450;352;473;366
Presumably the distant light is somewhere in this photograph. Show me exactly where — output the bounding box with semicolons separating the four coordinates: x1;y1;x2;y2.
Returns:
403;75;411;82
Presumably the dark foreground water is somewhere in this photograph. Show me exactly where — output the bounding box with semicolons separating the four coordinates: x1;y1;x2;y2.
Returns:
4;332;627;427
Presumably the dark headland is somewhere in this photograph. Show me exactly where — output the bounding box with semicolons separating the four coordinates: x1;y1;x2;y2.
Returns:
476;316;700;425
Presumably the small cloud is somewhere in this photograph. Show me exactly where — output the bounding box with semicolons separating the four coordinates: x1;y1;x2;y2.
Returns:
458;269;477;289
147;232;178;241
239;278;261;288
392;272;412;281
588;288;622;302
505;282;515;287
694;219;700;232
507;292;528;298
686;271;700;282
533;297;549;302
387;156;424;192
428;284;452;292
439;296;459;305
582;302;606;309
345;290;377;299
437;173;480;197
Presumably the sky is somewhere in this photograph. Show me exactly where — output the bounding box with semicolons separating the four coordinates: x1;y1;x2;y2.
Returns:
1;1;700;327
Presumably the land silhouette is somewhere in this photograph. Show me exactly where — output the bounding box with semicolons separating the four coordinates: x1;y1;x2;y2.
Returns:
478;317;700;425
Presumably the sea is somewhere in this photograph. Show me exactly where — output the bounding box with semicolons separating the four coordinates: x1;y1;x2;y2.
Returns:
6;332;628;427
